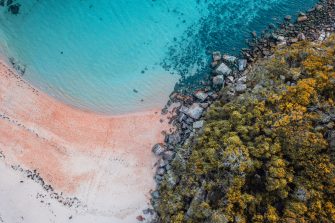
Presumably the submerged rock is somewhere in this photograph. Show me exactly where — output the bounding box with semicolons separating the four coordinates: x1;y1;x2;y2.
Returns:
212;51;221;61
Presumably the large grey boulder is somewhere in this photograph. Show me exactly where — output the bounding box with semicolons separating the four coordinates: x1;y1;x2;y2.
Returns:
215;62;232;76
185;103;204;120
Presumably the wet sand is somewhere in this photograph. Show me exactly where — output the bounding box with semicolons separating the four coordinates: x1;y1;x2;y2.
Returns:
0;61;167;222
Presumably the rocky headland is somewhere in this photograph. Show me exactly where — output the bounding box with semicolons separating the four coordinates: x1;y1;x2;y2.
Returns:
149;0;335;222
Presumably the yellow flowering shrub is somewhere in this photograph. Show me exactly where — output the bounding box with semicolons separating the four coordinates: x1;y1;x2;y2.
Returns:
156;37;335;222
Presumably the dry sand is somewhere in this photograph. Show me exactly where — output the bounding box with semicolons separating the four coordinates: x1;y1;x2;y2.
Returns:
0;62;168;223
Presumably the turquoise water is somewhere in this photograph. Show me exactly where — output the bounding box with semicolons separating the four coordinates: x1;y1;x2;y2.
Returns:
0;0;317;114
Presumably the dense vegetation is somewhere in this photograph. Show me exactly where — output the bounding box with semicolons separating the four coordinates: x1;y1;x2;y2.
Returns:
156;37;335;222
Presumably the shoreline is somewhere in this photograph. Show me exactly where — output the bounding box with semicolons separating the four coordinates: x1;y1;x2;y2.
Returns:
0;60;170;222
0;0;333;222
151;0;335;221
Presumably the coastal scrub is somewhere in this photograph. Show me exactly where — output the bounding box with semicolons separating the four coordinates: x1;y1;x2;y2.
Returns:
155;37;335;222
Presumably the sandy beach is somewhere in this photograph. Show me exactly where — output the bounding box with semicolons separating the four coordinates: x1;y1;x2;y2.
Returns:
0;61;168;222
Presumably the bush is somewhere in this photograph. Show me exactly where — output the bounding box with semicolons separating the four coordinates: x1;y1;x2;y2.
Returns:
156;37;335;223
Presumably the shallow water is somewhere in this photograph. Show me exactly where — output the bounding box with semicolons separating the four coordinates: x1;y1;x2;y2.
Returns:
0;0;317;114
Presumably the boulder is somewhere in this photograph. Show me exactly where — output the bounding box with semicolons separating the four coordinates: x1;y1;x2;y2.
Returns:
151;191;160;199
212;51;221;61
277;35;285;42
297;33;306;41
235;83;247;93
212;75;224;86
178;113;187;122
179;106;189;114
152;143;165;156
194;90;208;101
297;15;308;22
166;133;181;145
237;76;247;84
215;62;232;76
185;103;204;120
315;4;323;11
226;76;235;83
163;150;175;161
238;59;247;71
193;120;204;129
318;31;326;41
223;54;237;63
156;167;166;176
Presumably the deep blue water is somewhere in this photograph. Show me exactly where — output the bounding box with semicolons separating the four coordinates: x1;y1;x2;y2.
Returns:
0;0;318;114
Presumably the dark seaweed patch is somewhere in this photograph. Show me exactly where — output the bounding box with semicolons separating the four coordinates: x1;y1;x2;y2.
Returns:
0;0;20;14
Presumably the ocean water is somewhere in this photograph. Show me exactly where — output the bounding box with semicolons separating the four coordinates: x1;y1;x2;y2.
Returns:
0;0;317;115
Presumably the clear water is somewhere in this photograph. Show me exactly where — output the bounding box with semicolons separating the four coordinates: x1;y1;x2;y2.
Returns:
0;0;317;115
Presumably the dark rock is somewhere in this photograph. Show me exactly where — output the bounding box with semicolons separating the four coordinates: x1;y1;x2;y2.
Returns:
185;118;194;124
166;133;181;145
329;131;335;151
200;103;209;108
156;168;166;176
152;144;165;156
151;191;160;200
163;150;175;161
178;113;187;123
8;3;20;15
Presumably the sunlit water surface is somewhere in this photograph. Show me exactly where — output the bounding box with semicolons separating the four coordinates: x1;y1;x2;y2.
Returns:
0;0;317;114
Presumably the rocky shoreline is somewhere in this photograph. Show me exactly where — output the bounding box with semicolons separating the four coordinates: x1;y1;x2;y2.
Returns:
146;0;335;221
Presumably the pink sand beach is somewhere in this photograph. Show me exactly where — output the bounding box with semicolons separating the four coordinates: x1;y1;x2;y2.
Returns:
0;61;168;222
